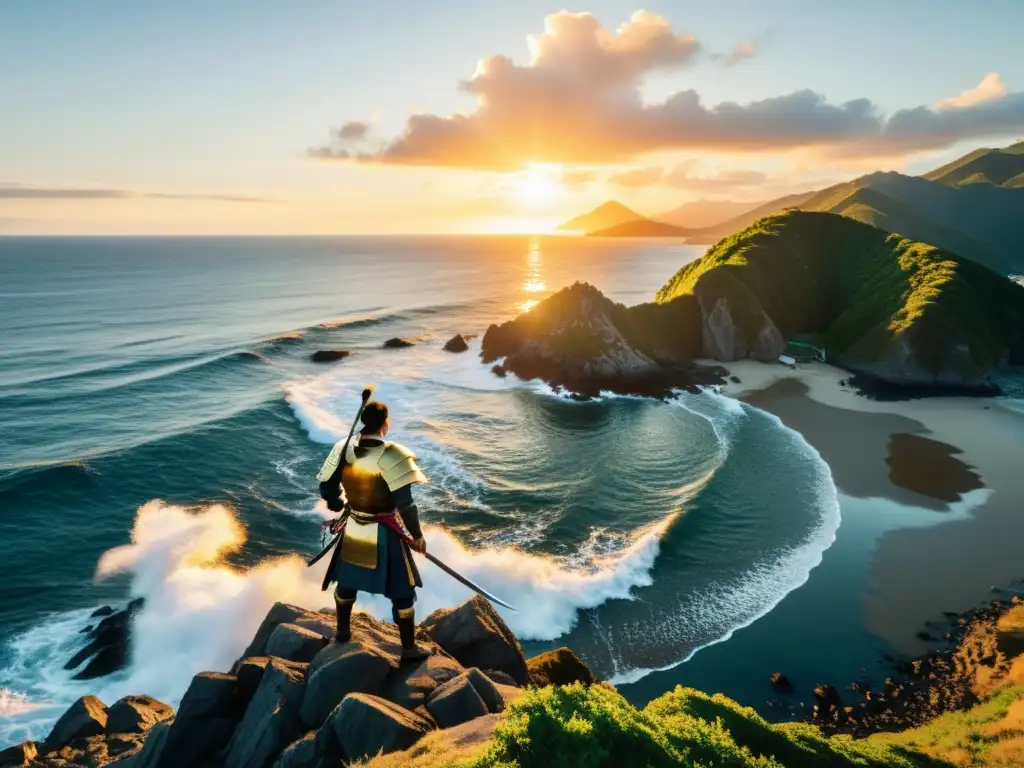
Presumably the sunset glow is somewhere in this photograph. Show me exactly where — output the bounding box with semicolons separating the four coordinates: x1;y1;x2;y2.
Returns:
3;5;1024;234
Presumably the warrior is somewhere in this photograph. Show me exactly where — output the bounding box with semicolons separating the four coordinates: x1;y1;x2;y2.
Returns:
316;399;432;660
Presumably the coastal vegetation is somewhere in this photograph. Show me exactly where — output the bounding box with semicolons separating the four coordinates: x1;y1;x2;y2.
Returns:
656;210;1024;387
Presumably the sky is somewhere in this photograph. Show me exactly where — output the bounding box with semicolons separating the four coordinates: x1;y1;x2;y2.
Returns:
2;0;1024;234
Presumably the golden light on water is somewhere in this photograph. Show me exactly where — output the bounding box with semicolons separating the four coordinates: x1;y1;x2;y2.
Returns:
516;237;547;312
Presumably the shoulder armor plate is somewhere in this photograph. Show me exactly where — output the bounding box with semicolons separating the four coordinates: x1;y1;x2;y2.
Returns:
379;442;427;491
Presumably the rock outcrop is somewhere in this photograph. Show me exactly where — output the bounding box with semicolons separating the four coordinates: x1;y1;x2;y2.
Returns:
384;337;415;349
480;283;722;397
13;598;591;767
64;598;145;680
526;647;598;687
443;334;469;353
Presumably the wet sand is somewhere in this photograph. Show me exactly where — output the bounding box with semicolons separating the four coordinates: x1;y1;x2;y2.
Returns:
719;361;1024;653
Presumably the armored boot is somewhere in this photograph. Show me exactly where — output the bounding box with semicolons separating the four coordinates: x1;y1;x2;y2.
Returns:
334;592;355;643
394;606;430;661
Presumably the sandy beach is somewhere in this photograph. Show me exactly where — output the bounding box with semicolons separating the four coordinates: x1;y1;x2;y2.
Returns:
717;360;1024;653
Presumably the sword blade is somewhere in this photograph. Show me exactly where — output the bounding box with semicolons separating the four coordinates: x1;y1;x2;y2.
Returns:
422;551;518;611
307;533;340;567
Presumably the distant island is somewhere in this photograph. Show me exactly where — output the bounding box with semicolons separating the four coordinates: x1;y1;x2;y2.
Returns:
486;210;1024;395
562;140;1024;274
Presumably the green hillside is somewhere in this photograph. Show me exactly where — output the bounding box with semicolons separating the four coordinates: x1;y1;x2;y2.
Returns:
924;142;1024;187
806;184;1010;274
678;142;1024;272
656;210;1024;385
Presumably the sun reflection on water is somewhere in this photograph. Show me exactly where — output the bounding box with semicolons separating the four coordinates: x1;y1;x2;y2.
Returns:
516;237;547;313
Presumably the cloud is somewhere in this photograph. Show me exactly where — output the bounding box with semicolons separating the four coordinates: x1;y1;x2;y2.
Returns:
337;120;371;141
0;184;272;202
312;10;1024;169
608;165;664;187
665;163;767;190
934;72;1007;110
718;40;758;67
560;169;599;187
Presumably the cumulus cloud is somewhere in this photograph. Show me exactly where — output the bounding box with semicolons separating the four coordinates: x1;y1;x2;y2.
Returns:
311;10;1024;169
934;72;1007;110
608;165;664;187
0;184;271;202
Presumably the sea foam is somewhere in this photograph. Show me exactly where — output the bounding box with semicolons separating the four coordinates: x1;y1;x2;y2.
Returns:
0;496;670;744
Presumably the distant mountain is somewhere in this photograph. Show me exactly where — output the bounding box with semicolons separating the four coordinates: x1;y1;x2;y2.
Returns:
587;219;692;238
682;191;818;243
924;141;1024;187
679;142;1024;272
557;201;644;232
655;199;763;229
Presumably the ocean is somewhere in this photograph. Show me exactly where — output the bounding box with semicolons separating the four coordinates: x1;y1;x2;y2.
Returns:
0;235;840;744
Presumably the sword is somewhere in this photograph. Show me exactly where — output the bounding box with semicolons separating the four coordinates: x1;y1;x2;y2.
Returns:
310;513;518;611
418;548;518;611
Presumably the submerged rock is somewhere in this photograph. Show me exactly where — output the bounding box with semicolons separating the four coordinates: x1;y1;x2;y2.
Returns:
66;598;145;681
769;672;794;693
310;349;350;363
384;337;415;348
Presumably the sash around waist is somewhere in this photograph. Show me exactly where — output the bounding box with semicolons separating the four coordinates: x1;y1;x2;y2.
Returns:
348;509;396;524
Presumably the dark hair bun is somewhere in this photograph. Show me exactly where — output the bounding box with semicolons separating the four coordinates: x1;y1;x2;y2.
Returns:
360;401;389;434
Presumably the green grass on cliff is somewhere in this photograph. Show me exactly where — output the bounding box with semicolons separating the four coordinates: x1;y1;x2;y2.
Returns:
655;210;1024;378
449;684;946;768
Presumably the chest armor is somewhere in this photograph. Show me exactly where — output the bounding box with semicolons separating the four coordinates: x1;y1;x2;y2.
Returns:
341;443;394;513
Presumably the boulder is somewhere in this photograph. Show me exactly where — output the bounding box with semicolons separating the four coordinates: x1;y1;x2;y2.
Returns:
161;672;241;766
223;657;308;768
300;640;397;728
421;596;529;686
45;695;109;748
0;741;37;767
426;672;488;729
234;603;310;666
269;733;317;768
236;656;271;708
443;334;469;353
293;613;336;640
384;337;415;349
490;364;507;378
464;667;518;713
128;718;172;768
526;647;597;687
105;695;174;735
380;653;465;710
311;350;350;363
327;693;431;762
265;622;329;664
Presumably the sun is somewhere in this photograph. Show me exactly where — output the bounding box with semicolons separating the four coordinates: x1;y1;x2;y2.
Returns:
514;163;563;205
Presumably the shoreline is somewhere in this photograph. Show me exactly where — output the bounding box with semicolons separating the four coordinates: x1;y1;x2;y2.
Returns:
717;360;1024;654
